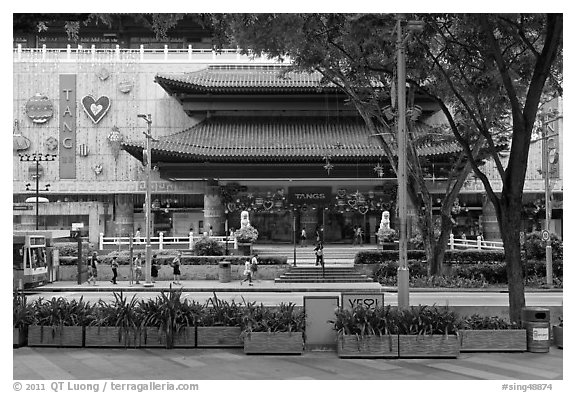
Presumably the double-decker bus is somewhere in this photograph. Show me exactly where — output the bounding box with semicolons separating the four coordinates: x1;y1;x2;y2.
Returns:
13;232;50;289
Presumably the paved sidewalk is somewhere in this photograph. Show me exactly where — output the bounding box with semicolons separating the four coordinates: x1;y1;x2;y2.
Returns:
25;279;563;293
13;345;563;381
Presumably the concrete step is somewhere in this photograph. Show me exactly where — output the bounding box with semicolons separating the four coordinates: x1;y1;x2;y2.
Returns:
275;278;373;283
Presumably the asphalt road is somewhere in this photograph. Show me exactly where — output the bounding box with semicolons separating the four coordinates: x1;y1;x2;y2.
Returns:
24;290;562;307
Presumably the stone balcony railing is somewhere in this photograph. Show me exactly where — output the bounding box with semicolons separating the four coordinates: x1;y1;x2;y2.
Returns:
13;44;283;64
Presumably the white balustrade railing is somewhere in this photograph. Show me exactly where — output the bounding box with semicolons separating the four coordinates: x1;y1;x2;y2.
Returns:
14;44;282;64
99;232;234;251
448;234;503;251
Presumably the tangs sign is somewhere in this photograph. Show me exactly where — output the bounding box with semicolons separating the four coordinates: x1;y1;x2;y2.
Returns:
59;74;76;179
287;187;331;205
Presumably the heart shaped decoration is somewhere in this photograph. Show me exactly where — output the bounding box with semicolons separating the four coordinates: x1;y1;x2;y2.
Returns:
227;203;237;212
358;205;369;215
263;201;274;211
347;199;357;208
337;189;347;198
82;95;111;124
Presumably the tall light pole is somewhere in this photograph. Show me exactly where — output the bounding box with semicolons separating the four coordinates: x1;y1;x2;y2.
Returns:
19;153;56;230
395;15;424;308
138;114;155;288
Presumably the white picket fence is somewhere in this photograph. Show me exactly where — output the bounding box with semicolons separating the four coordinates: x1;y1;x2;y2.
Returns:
448;234;504;251
99;232;235;251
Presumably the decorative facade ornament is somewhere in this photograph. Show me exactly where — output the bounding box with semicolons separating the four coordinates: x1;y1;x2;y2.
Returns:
118;80;134;94
82;95;111;124
96;67;110;81
323;155;334;175
13;120;31;152
78;144;89;157
25;94;54;123
93;164;103;175
45;136;58;151
373;162;384;178
107;126;124;160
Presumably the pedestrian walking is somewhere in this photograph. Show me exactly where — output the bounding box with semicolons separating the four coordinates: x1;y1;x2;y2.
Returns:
134;253;142;284
87;251;99;285
354;226;363;246
314;243;325;277
110;256;118;284
241;257;253;286
208;225;213;237
135;227;141;243
250;253;259;281
171;251;182;285
151;254;159;283
300;227;307;247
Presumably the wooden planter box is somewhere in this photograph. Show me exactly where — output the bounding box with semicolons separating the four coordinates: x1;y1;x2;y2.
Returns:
398;334;460;358
197;326;243;348
237;243;253;256
243;331;304;355
459;329;527;352
137;327;168;348
27;326;84;347
13;327;27;347
84;327;138;348
337;334;398;358
553;326;563;349
172;327;196;348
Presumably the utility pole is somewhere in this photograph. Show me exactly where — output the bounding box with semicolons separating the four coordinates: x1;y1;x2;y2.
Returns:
395;15;424;308
396;15;409;308
138;114;155;288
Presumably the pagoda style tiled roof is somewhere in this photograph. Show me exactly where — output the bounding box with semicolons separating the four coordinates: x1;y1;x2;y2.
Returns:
155;65;341;94
122;117;461;163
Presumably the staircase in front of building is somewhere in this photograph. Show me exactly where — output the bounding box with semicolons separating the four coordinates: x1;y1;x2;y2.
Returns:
255;244;376;283
274;266;374;283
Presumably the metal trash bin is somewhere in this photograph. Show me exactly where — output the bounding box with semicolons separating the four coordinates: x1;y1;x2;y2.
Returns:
218;261;231;283
522;307;551;353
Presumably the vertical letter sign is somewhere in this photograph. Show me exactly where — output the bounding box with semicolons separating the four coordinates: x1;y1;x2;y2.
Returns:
59;74;76;179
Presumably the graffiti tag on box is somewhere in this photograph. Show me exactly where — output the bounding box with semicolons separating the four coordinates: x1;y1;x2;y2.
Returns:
341;292;385;311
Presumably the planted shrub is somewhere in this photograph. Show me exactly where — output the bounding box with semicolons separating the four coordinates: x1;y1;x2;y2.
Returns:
193;237;225;256
524;231;563;261
138;289;202;348
31;296;94;326
13;291;33;329
89;292;141;329
241;302;305;334
395;305;459;335
332;304;398;336
459;314;521;330
197;294;244;327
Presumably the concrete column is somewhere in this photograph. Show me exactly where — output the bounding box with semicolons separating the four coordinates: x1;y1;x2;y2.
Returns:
20;214;37;230
114;194;135;237
204;182;225;235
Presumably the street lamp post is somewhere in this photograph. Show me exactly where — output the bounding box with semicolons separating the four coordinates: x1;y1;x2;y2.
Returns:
19;153;56;230
395;15;424;308
138;114;155;288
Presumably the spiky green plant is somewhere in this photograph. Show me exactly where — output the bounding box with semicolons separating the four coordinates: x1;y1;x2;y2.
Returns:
138;288;200;348
197;293;244;327
460;314;521;330
241;302;305;334
13;291;33;329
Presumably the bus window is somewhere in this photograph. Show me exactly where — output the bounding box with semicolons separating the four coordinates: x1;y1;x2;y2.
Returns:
13;245;23;269
31;248;47;269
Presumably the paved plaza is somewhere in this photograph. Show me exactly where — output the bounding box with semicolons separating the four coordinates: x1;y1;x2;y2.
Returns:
13;345;563;381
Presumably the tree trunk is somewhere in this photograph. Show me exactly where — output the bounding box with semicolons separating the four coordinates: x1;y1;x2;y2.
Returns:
428;213;454;276
499;198;526;325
